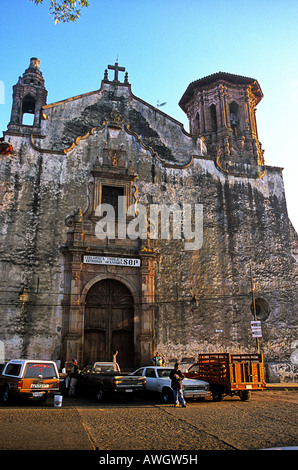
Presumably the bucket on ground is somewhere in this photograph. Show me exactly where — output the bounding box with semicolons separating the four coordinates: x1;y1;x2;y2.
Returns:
54;395;63;408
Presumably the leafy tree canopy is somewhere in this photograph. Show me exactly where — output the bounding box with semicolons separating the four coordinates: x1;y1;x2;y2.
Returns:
31;0;90;23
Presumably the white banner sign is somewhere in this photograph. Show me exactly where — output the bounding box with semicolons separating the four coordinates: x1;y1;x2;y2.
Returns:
83;255;141;267
251;320;262;337
252;331;262;337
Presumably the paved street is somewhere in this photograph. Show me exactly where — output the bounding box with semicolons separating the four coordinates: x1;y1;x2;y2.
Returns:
0;390;297;453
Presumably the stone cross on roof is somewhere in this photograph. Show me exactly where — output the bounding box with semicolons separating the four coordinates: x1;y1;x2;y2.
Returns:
108;62;125;82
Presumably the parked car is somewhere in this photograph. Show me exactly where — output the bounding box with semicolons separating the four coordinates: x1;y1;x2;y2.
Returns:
0;359;60;404
76;362;146;402
131;366;209;403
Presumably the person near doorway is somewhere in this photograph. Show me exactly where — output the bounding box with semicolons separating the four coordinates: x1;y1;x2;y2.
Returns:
169;363;187;407
68;359;79;397
112;349;118;363
151;352;164;366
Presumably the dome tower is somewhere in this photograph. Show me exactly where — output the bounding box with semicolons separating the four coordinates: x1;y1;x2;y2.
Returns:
179;72;265;177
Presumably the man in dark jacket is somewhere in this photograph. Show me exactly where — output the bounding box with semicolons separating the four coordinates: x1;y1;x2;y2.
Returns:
69;358;79;397
169;363;186;407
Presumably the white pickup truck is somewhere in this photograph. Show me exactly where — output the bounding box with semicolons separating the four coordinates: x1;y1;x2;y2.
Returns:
131;366;209;403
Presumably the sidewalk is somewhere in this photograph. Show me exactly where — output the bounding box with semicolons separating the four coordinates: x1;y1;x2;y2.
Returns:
266;382;298;390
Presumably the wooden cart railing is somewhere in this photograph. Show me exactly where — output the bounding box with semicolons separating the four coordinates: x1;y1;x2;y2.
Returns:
185;353;266;401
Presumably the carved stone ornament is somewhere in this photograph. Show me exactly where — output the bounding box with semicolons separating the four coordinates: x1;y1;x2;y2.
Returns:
0;142;13;155
106;110;124;129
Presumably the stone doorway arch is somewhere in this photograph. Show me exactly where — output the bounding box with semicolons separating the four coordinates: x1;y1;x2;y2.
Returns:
83;279;134;368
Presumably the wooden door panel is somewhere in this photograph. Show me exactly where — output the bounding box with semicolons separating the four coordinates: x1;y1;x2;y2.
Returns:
85;307;107;329
112;330;134;369
84;280;134;367
111;308;133;330
84;330;106;364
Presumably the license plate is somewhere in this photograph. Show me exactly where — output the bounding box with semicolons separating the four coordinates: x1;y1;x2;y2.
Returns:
33;392;44;397
246;385;252;389
31;383;49;388
125;389;133;393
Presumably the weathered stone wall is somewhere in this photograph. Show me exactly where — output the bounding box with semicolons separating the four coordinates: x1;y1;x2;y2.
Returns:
0;137;68;360
0;70;297;371
147;162;297;363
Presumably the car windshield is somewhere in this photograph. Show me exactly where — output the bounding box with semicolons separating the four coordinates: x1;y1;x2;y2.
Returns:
156;368;172;378
24;363;57;379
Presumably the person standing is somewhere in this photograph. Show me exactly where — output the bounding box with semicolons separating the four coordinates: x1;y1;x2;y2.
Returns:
112;349;118;363
68;358;79;397
151;352;164;366
169;363;187;407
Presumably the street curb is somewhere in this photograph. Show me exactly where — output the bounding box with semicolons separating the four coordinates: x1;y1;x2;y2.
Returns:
265;383;298;390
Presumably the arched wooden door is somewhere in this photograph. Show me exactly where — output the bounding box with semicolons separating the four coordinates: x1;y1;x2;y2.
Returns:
83;279;134;368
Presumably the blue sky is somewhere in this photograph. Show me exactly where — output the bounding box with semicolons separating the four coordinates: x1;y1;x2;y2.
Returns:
1;0;297;231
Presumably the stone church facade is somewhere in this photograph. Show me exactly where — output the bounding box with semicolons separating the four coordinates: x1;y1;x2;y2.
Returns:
0;58;297;378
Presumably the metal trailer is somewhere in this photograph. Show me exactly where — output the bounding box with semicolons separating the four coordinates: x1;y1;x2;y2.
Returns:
185;353;266;401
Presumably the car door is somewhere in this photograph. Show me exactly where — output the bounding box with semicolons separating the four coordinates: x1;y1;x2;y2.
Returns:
144;367;158;392
78;364;93;393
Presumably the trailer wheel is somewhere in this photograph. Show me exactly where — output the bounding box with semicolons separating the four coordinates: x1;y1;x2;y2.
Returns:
239;390;251;401
212;387;223;402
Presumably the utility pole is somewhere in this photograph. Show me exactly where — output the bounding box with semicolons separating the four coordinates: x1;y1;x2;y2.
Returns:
250;263;261;354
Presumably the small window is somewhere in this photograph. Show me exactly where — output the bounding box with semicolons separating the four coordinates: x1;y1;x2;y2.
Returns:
92;364;117;373
251;298;270;321
145;368;156;378
157;369;171;378
229;101;240;136
22;113;35;126
101;185;124;214
132;368;145;376
196;112;200;133
81;364;92;375
21;95;36;126
210;104;217;132
4;363;22;376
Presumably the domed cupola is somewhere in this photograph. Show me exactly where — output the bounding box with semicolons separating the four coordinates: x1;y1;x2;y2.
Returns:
179;72;265;177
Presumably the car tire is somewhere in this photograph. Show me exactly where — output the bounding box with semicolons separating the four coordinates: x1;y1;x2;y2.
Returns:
162;387;174;404
96;386;105;402
0;385;10;404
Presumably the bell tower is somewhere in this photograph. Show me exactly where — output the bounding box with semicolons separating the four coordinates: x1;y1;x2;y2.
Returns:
8;57;47;132
179;72;265;177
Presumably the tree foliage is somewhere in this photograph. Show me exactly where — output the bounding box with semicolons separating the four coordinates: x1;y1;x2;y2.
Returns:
31;0;90;23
